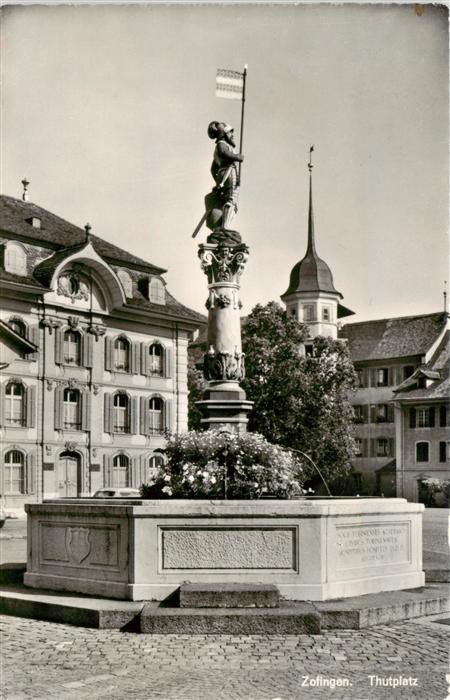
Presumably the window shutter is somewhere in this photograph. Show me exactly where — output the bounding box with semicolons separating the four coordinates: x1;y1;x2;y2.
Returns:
131;342;140;374
140;396;148;435
409;407;416;428
361;404;368;423
164;398;173;432
164;347;173;378
55;327;64;365
104;453;112;487
429;407;435;428
361;439;367;457
388;404;395;422
387;368;395;386
141;342;149;376
439;442;447;463
104;393;112;433
83;334;94;368
105;337;113;371
28;326;39;361
81;391;91;432
389;438;395;457
54;385;63;430
370;438;376;457
0;382;4;427
370;369;378;387
26;452;36;495
440;406;447;427
130;396;138;434
26;385;36;428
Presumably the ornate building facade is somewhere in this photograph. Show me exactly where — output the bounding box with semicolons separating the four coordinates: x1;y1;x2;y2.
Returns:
0;194;204;514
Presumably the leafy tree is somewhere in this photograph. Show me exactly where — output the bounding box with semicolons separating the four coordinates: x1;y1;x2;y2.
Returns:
241;302;358;491
187;352;205;431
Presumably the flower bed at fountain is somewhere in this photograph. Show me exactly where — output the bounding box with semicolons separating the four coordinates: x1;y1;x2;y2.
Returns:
140;429;305;500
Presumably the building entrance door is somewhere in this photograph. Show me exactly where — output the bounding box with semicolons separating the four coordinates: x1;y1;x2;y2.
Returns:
58;451;81;497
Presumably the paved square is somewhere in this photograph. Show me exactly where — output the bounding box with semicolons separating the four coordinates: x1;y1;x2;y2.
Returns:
1;613;448;699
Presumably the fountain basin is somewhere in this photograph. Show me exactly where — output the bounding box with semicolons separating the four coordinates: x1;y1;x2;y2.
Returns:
24;498;424;601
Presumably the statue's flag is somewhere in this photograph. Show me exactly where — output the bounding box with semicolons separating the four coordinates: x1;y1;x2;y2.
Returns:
216;69;244;100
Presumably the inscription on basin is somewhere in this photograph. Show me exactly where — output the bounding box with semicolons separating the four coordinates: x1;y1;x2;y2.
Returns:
336;522;411;570
160;526;297;570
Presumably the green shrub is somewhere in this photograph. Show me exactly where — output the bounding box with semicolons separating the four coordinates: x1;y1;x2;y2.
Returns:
140;429;305;499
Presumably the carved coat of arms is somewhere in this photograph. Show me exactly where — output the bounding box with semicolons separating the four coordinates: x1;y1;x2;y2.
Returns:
65;526;91;564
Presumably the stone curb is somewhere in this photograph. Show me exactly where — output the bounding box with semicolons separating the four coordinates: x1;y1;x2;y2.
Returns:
1;582;448;632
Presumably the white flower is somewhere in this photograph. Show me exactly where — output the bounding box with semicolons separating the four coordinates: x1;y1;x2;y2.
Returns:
162;486;172;496
202;471;209;479
188;474;195;483
211;476;217;484
163;475;171;482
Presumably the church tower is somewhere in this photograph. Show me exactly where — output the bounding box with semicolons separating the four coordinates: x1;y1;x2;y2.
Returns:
281;149;354;339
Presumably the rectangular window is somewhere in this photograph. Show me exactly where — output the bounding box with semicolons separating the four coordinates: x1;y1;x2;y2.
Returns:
376;404;388;422
439;442;447;463
353;405;365;423
356;369;364;388
322;307;330;321
416;408;430;428
377;438;389;457
416;442;429;463
354;438;363;457
303;305;316;322
377;368;389;387
440;406;448;427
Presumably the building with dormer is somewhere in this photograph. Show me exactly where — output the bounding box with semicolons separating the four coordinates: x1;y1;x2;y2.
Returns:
280;157;449;501
0;193;204;514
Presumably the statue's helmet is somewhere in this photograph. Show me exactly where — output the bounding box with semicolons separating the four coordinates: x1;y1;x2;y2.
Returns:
208;121;234;140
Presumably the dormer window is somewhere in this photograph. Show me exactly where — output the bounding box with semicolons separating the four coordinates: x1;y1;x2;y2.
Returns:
26;216;41;229
4;242;27;276
149;277;165;305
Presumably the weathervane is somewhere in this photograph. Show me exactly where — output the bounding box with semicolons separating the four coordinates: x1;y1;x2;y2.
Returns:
308;145;314;172
21;178;30;202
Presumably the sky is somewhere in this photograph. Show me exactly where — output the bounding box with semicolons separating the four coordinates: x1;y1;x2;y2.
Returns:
1;3;448;323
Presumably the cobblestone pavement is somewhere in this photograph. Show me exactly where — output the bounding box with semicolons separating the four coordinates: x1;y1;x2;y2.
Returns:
1;614;449;700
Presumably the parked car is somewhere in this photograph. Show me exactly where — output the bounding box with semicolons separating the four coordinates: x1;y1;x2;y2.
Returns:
92;487;141;499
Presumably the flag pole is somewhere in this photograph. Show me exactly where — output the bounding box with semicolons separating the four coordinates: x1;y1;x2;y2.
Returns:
237;65;247;186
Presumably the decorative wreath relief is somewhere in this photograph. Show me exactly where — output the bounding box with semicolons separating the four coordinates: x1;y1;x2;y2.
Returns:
140;429;305;500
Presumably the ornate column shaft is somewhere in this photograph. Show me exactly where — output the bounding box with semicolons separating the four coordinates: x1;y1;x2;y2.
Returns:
196;241;253;433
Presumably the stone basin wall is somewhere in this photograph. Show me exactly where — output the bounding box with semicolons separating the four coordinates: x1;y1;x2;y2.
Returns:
24;498;424;601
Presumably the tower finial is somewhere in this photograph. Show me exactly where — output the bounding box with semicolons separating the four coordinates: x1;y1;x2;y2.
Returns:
306;146;317;256
21;178;29;202
84;223;92;242
308;145;314;172
444;280;448;314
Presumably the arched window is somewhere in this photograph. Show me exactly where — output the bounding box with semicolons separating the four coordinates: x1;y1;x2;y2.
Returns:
8;317;26;338
149;343;163;376
148;397;164;434
416;442;429;463
114;337;130;372
148;454;164;479
149;277;165;305
5;243;27;276
4;450;25;494
113;454;129;488
117;270;133;298
63;388;81;430
5;382;25;426
113;393;129;433
63;330;81;365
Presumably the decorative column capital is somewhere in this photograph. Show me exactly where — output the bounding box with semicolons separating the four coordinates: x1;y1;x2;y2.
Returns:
198;242;249;285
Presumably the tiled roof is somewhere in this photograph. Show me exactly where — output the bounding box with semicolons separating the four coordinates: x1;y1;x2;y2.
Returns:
0;194;205;327
128;290;206;325
0;195;166;274
339;312;447;362
0;267;46;289
393;331;450;402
